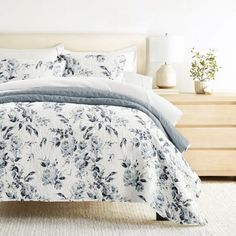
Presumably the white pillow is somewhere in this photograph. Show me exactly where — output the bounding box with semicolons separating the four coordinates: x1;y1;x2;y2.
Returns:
122;72;153;90
0;44;63;60
0;58;65;83
60;46;137;80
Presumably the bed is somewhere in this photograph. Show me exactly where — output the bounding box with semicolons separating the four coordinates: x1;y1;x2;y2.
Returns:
0;34;206;225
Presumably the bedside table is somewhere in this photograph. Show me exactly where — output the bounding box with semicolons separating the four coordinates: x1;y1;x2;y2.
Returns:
160;93;236;176
153;88;179;94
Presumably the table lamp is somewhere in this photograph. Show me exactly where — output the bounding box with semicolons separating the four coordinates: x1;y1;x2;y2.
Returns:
149;34;184;88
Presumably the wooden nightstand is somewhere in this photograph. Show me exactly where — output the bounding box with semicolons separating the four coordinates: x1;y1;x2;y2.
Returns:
160;93;236;176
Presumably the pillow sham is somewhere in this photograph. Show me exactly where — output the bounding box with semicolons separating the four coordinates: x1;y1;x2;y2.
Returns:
122;72;153;90
59;47;137;80
0;58;65;83
0;44;63;60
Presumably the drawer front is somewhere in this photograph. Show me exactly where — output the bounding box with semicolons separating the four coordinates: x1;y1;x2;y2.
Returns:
177;105;236;126
184;150;236;171
178;127;236;149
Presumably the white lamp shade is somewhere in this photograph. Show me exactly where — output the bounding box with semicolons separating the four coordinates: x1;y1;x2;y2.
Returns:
149;35;184;63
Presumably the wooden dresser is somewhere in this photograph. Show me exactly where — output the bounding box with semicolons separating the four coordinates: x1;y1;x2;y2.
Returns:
161;93;236;176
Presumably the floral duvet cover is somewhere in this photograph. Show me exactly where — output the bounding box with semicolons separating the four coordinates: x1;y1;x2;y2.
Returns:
0;77;206;225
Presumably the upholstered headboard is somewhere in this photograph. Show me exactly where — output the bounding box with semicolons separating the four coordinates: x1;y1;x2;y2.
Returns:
0;34;147;74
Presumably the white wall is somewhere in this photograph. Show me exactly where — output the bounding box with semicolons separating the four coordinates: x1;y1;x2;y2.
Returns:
0;0;235;92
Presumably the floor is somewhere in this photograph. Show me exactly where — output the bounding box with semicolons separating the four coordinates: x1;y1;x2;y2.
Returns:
0;178;235;236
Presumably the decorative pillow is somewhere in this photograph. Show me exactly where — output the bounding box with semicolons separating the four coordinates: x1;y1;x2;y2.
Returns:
0;58;65;83
60;47;137;80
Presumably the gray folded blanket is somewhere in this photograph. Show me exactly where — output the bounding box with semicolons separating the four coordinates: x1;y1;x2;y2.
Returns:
0;87;189;153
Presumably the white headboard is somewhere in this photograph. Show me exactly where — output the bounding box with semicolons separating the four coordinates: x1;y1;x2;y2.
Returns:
0;34;147;74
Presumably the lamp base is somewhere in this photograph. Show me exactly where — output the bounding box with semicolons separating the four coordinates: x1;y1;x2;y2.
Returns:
157;85;176;89
156;64;176;88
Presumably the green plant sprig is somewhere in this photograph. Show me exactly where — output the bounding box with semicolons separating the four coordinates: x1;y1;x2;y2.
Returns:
190;48;221;81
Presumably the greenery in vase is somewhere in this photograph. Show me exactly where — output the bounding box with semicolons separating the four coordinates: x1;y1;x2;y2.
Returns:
190;48;221;82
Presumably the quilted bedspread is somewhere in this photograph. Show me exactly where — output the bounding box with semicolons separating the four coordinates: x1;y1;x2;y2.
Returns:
0;78;206;225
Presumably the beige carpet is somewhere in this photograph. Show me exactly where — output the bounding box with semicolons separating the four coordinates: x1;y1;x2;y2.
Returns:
0;181;235;236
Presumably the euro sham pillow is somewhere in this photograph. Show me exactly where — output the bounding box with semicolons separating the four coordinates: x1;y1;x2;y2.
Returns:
0;58;65;83
59;47;137;80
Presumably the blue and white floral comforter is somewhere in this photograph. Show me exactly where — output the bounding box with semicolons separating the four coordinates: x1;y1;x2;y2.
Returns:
0;77;206;225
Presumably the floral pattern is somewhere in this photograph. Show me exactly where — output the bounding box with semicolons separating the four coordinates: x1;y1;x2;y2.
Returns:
0;102;206;225
0;58;65;83
59;53;127;80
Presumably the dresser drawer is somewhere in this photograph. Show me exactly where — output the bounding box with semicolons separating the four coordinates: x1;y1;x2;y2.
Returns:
184;150;236;176
178;127;236;149
184;150;236;171
160;93;236;176
177;105;236;126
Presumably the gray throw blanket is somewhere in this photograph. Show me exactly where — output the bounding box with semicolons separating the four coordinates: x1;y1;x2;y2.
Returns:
0;87;189;153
